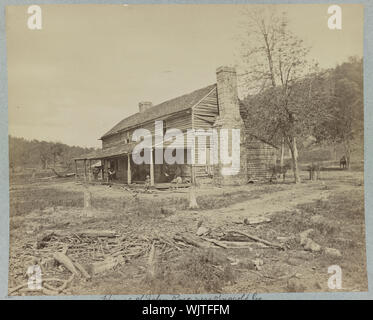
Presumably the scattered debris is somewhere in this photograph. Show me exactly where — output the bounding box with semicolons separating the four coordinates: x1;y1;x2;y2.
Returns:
299;229;314;245
173;234;209;249
161;207;177;215
196;226;209;236
287;277;306;292
303;238;322;252
146;242;157;279
310;215;326;225
226;230;285;250
200;237;228;249
53;252;80;276
243;216;271;225
227;257;240;266
323;247;342;258
253;258;264;271
89;256;125;275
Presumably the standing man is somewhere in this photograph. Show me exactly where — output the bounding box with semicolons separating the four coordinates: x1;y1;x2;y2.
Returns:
108;167;116;186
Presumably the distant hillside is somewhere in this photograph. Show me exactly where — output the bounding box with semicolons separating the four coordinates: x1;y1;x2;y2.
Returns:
240;57;364;166
9;136;96;172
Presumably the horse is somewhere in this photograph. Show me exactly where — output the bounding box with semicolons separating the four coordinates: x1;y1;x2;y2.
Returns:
340;156;347;169
270;163;291;183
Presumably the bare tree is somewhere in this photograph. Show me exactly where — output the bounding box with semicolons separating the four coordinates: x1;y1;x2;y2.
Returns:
239;7;325;183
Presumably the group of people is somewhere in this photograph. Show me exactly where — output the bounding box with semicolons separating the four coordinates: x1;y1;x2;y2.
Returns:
90;165;116;186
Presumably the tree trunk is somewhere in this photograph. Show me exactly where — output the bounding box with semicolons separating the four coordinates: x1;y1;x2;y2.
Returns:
293;137;299;160
289;137;301;184
344;141;351;170
280;137;285;167
334;144;338;161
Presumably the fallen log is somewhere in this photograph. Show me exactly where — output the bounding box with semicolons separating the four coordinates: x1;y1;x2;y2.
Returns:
226;230;284;250
173;234;209;249
147;242;157;278
88;256;124;275
76;230;117;238
154;236;182;251
41;230;117;239
243;216;271;225
200;237;228;249
73;261;91;279
53;252;80;276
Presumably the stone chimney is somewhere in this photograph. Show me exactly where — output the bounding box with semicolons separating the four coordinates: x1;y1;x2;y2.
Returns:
139;101;152;113
213;66;247;186
216;66;241;121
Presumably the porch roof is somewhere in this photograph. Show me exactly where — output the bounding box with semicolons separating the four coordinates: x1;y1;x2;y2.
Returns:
75;131;192;161
74;142;137;161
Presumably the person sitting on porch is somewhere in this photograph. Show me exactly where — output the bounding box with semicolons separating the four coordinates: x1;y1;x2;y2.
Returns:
92;167;100;180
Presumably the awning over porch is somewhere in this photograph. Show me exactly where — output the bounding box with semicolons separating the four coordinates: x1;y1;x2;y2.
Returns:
75;131;193;161
74;142;137;161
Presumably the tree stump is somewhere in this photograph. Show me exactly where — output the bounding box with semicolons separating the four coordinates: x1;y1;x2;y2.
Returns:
189;186;199;209
83;185;93;217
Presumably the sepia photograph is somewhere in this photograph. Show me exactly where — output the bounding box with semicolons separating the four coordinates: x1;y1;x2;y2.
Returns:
5;3;367;297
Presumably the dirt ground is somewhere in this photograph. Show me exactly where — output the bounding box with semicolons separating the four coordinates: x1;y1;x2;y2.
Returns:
8;168;368;296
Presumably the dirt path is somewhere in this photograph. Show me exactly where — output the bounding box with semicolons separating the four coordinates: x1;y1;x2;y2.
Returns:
168;180;359;229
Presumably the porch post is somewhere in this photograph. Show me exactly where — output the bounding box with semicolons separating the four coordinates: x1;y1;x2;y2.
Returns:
83;159;87;182
88;160;92;182
74;160;78;181
127;154;131;185
150;148;154;186
103;159;107;182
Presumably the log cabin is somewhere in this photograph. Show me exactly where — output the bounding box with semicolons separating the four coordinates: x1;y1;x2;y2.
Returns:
74;66;277;186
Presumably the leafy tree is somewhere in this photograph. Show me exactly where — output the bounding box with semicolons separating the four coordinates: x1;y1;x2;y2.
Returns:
314;57;363;168
239;7;327;183
8;135;96;171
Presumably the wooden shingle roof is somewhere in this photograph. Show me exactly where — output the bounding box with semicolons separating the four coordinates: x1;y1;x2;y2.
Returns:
101;83;217;139
74;142;137;160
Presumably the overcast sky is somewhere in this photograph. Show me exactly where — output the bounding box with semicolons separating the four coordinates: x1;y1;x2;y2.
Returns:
6;4;363;148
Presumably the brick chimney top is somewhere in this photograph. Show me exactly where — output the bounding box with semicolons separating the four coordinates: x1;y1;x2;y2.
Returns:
139;101;152;113
216;66;236;74
216;66;240;120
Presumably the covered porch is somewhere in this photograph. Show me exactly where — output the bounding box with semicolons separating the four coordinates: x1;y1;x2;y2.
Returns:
74;143;137;185
74;144;193;187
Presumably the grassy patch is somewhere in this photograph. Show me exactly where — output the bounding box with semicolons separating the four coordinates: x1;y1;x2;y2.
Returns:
10;187;84;216
146;248;235;294
261;188;367;291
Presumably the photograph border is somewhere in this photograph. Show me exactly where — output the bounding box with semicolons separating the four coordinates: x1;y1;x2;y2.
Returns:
1;0;371;300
